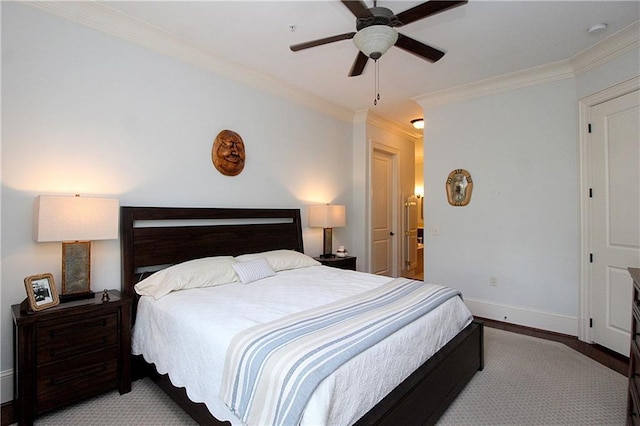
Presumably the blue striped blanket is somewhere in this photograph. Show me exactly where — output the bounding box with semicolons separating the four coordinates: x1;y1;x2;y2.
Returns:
219;278;461;426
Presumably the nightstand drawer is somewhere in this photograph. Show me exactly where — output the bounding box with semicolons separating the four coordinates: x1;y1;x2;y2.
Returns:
36;313;118;364
37;346;119;413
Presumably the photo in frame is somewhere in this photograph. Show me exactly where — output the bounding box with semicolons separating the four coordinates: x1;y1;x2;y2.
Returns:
24;273;60;311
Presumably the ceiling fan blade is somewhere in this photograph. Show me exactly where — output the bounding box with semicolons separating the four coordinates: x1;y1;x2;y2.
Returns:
341;0;373;19
349;51;369;76
395;33;445;63
290;32;356;52
395;1;467;27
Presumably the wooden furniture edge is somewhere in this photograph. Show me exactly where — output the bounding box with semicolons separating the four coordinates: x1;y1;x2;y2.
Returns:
1;400;16;426
353;320;484;426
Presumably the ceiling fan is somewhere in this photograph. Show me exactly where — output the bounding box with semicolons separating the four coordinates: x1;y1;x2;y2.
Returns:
290;0;467;77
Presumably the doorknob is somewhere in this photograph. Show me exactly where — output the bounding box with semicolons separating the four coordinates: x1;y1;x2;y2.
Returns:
390;232;395;236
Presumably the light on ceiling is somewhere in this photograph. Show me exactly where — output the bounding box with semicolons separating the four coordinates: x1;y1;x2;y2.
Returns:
411;119;425;130
587;23;608;34
353;25;398;60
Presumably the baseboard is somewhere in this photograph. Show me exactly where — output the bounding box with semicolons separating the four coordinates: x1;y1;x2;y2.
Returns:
465;297;578;336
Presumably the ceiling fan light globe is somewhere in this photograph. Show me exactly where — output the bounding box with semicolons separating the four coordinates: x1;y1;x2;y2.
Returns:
353;25;398;59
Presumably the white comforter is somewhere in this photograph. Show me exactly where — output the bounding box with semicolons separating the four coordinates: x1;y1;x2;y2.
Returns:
132;266;472;426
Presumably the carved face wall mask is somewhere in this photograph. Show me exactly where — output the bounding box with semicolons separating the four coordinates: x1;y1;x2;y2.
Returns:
212;130;245;176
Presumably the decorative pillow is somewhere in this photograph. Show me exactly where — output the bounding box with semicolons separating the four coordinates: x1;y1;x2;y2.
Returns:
134;256;239;299
232;258;276;284
235;249;320;272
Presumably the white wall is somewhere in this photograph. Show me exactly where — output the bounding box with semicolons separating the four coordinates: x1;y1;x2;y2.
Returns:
421;78;579;333
419;45;640;335
0;3;354;402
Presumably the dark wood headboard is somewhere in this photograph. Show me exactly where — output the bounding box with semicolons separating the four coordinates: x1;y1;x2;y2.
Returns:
120;206;304;298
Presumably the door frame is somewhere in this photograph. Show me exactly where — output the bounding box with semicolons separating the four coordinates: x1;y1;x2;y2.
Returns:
369;141;400;277
578;76;640;344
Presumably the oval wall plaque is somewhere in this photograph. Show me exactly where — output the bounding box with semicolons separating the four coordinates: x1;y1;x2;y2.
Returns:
212;130;246;176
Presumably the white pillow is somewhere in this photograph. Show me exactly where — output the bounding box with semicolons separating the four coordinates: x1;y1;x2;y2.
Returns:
232;258;276;284
134;256;239;299
235;249;320;272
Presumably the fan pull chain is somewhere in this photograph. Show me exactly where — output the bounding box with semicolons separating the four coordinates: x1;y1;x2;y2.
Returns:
374;59;380;106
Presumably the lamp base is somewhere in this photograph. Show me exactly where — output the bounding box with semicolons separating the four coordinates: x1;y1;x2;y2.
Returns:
319;253;336;259
322;227;334;258
60;291;95;303
62;241;92;297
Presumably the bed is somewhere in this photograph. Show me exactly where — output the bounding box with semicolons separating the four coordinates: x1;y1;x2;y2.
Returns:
121;206;483;425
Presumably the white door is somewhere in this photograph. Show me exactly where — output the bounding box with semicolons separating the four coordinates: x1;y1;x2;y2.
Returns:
372;150;395;276
590;89;640;355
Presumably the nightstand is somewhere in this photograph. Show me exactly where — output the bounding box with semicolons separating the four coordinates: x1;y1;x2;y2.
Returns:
12;290;132;425
314;255;357;271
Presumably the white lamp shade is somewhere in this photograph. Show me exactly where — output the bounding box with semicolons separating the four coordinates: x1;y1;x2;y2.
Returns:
309;205;346;228
353;25;398;60
35;195;119;242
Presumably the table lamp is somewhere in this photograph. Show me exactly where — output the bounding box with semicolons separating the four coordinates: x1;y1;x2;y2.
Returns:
35;195;119;301
309;204;346;258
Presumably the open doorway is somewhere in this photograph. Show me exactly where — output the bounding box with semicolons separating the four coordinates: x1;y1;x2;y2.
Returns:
366;127;422;279
402;137;424;280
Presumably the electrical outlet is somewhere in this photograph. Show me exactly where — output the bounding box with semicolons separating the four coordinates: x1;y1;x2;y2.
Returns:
489;276;498;287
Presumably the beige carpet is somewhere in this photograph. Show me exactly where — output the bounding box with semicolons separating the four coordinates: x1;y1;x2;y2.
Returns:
31;327;627;425
437;327;627;425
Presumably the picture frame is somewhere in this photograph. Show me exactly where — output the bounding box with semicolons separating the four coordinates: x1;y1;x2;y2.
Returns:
446;169;473;206
24;273;60;311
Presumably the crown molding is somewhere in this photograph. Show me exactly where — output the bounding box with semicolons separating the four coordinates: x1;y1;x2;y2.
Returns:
415;19;639;109
571;20;640;76
24;2;637;127
25;1;356;123
367;112;423;140
353;110;422;140
414;60;575;110
353;110;370;125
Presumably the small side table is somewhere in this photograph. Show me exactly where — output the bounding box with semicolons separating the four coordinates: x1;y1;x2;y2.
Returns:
12;290;132;425
314;255;357;271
